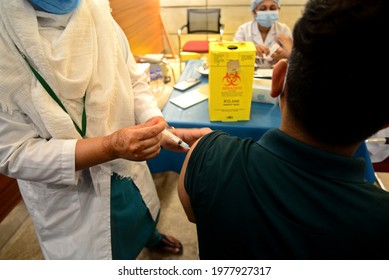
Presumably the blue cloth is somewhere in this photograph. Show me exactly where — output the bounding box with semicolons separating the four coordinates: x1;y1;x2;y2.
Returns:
110;174;161;259
354;143;375;183
29;0;80;14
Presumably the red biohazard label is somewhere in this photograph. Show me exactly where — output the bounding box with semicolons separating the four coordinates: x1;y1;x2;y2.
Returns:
222;72;241;87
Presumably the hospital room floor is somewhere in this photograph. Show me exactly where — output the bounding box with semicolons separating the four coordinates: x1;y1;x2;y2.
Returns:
1;58;389;260
0;171;198;260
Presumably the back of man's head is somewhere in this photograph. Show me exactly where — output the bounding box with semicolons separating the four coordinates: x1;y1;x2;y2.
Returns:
286;0;388;146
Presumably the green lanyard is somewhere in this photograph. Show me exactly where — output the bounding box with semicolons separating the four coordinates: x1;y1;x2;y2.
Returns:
16;46;87;138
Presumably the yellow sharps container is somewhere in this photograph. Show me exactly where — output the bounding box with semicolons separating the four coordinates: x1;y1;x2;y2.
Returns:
208;41;256;122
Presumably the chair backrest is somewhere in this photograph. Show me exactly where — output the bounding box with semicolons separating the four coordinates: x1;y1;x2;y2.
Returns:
186;9;222;34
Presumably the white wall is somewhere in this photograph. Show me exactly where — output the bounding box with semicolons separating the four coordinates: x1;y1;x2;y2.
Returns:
159;0;308;55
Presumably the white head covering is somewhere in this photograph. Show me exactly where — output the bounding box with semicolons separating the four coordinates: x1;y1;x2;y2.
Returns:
251;0;280;11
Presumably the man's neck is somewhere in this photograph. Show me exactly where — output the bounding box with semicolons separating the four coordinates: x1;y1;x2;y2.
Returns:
280;112;360;157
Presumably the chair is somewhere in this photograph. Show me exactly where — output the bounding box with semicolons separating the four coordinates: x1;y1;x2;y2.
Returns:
373;158;389;172
177;9;224;72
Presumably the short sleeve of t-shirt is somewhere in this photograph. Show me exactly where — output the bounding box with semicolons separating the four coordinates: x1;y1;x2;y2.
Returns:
184;130;257;217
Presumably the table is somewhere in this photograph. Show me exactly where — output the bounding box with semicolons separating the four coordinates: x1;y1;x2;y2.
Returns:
147;60;375;183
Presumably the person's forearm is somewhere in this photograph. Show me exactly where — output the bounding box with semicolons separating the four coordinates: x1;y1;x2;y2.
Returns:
75;118;167;170
75;135;116;171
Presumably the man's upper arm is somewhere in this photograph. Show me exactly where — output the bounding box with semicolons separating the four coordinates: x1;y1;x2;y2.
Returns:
178;137;202;223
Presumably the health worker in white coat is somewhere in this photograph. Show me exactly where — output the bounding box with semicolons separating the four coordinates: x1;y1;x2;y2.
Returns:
367;128;389;163
0;0;211;259
234;0;292;68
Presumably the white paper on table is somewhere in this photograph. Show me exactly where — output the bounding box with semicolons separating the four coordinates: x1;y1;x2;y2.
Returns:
169;90;208;109
254;68;273;78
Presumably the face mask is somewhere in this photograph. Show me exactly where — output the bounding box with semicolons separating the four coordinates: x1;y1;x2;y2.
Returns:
255;10;279;28
29;0;80;14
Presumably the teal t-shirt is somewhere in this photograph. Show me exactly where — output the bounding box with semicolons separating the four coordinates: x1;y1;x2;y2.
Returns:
185;129;389;259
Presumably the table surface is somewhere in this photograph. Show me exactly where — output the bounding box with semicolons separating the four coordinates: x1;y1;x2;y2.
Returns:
147;60;375;183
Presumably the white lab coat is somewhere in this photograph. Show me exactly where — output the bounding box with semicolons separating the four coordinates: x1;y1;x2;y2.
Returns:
233;20;292;48
367;128;389;163
0;0;162;259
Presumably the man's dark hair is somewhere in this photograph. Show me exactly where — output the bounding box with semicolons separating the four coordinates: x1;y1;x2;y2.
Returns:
286;0;388;145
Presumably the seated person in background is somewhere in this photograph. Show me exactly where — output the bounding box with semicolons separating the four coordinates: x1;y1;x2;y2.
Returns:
178;0;389;260
233;0;292;68
367;128;389;163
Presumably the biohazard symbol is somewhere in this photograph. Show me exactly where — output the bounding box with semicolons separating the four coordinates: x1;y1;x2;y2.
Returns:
222;72;241;87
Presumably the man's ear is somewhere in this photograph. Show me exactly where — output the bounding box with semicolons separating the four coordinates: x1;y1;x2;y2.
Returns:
270;59;288;98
